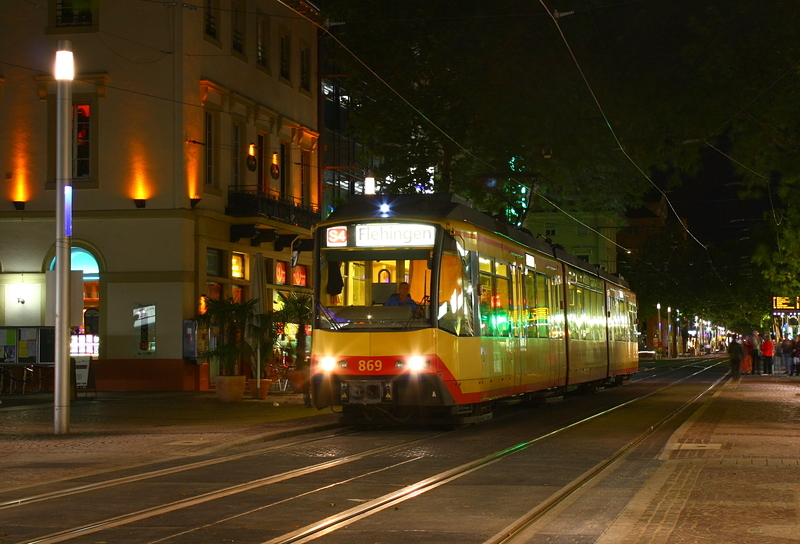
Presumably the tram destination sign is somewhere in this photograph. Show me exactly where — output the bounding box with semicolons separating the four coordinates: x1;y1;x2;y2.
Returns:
772;296;800;311
326;223;436;248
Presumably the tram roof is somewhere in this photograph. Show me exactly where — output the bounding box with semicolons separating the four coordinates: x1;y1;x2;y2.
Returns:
324;193;630;289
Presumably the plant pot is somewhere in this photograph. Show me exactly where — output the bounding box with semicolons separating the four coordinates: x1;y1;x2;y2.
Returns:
214;375;247;402
248;378;272;399
287;369;306;394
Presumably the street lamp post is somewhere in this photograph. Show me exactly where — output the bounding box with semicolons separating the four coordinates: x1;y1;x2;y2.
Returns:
667;307;672;358
54;41;73;435
657;303;662;358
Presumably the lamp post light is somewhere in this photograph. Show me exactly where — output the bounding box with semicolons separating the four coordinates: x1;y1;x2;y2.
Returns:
54;40;73;435
657;303;662;357
667;306;672;358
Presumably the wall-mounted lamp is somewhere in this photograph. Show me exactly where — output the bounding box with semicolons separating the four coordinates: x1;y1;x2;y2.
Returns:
247;143;257;172
134;199;146;209
13;201;25;211
190;197;201;208
270;152;280;179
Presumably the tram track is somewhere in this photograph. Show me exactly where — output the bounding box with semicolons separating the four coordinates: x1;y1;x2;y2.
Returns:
261;360;727;544
2;357;720;513
7;362;727;544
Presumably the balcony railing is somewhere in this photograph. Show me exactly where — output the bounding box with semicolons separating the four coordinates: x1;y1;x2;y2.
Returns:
226;186;321;229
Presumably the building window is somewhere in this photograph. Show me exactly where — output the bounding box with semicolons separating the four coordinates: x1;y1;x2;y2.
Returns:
231;2;245;56
293;265;307;287
205;111;215;186
545;224;557;237
256;15;269;69
279;142;289;197
257;133;268;195
300;44;311;91
279;29;291;81
55;0;92;26
231;253;245;279
275;261;287;285
300;149;311;205
207;248;223;277
204;0;220;42
72;104;91;179
231;122;242;187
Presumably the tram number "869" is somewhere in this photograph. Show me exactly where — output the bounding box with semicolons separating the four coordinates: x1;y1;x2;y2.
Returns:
358;359;382;372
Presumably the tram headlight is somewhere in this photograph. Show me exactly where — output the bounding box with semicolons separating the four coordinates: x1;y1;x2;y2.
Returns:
320;357;336;372
408;356;430;372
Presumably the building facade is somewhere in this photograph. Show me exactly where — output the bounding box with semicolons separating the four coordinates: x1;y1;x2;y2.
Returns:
0;0;322;390
525;211;622;275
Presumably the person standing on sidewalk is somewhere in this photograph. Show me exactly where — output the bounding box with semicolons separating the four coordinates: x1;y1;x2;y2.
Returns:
779;337;793;376
761;334;775;375
751;330;763;374
727;337;744;383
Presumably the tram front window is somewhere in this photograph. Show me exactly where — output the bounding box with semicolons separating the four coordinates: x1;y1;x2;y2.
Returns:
317;248;433;330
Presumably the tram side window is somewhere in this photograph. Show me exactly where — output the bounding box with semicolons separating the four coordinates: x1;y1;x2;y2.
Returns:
607;295;619;342
523;270;537;338
437;251;473;336
477;256;512;337
494;265;512;337
523;269;550;339
549;276;565;339
589;288;603;341
535;272;550;338
568;283;587;340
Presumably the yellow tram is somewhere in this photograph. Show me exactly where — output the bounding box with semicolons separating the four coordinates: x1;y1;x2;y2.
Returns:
310;193;638;424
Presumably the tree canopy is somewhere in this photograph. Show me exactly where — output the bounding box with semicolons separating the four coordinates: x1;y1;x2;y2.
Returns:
318;0;800;330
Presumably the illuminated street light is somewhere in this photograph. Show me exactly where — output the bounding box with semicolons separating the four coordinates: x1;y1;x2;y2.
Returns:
667;306;672;358
657;303;662;358
54;40;73;435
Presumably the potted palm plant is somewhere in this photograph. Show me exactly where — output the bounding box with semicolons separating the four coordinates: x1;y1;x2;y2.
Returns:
275;291;313;405
245;310;280;399
197;296;258;402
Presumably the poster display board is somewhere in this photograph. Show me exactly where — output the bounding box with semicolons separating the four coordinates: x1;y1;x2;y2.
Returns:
0;328;17;364
0;327;56;365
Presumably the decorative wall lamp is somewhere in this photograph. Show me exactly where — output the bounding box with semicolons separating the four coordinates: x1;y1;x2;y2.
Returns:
270;152;280;179
13;201;25;211
247;143;257;172
134;199;146;209
190;196;201;208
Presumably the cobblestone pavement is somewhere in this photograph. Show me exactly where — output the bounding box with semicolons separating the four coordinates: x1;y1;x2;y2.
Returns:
598;375;800;544
0;390;340;492
2;373;799;544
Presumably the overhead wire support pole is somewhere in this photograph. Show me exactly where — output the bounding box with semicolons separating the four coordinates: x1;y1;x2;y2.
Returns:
54;40;74;435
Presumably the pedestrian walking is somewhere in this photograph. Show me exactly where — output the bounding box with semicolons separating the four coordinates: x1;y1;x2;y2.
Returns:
761;334;775;375
727;338;744;383
780;337;792;376
751;331;763;374
742;336;753;374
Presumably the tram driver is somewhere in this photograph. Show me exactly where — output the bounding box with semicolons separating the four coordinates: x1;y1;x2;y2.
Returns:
385;282;421;314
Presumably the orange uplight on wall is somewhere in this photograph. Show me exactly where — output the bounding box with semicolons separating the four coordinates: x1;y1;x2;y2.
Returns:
129;140;152;201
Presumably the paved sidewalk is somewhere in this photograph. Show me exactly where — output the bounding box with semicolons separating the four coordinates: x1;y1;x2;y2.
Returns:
0;390;340;492
599;375;800;543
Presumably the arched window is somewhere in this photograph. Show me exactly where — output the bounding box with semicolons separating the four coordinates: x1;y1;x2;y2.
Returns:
49;247;101;352
49;247;100;280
